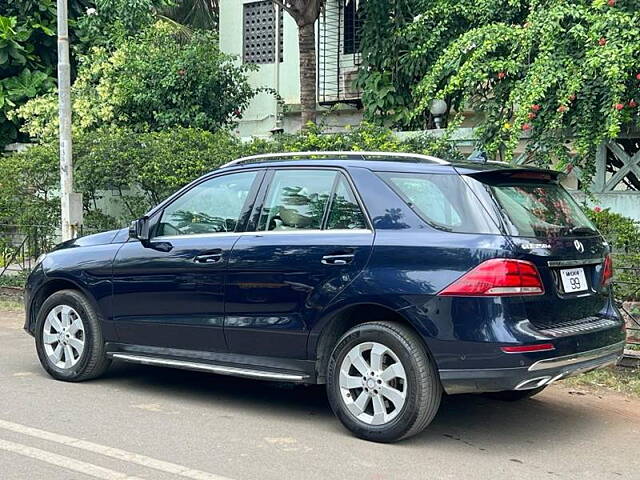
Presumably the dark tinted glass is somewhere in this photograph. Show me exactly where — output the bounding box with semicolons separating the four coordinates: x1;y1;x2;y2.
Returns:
327;175;367;230
258;170;336;231
379;172;500;234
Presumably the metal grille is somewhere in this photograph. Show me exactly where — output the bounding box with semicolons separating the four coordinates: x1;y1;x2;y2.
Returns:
243;1;284;65
318;0;362;105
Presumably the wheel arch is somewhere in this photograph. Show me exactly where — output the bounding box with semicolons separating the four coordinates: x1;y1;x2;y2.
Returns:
312;302;433;384
28;277;99;333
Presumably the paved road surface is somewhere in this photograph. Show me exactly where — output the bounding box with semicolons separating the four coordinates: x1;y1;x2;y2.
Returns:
1;308;639;480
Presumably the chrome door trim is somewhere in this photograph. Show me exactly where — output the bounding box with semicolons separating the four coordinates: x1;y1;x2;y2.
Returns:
110;353;310;381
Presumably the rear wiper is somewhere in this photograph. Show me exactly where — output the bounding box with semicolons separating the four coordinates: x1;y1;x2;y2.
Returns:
568;226;598;236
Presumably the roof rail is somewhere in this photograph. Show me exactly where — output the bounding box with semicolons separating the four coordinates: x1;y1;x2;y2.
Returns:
218;151;450;169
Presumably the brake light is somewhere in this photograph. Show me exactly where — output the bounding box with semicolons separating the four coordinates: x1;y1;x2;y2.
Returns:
438;259;544;296
501;343;555;354
602;254;613;287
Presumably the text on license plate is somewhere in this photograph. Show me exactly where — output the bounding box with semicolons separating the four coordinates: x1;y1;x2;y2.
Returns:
560;267;588;293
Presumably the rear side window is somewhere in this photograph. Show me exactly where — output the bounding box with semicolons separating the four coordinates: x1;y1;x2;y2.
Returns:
378;172;500;234
258;169;368;231
258;169;336;231
326;175;367;230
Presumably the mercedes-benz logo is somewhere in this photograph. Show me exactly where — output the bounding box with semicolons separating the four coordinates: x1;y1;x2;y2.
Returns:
574;239;585;253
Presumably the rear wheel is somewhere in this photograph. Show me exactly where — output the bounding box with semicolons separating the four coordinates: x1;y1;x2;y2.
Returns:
327;321;441;443
485;386;547;401
35;290;110;382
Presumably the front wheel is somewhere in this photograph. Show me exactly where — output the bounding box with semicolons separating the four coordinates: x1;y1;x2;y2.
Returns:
35;290;110;382
327;321;442;443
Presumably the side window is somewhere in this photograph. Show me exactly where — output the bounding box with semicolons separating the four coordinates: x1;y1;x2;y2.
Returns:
258;170;337;231
158;171;257;236
326;175;367;230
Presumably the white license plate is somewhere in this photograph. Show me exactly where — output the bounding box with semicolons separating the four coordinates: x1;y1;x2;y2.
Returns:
560;267;588;293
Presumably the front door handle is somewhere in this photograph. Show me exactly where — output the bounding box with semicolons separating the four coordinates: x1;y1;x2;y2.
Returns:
321;254;355;265
194;250;223;264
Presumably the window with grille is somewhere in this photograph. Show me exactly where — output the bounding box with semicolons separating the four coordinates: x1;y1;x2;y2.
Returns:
243;1;284;64
343;0;362;55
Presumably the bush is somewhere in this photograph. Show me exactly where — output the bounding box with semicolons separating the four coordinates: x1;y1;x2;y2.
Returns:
586;206;640;301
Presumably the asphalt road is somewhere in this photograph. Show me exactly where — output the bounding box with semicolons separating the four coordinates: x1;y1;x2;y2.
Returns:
1;307;639;480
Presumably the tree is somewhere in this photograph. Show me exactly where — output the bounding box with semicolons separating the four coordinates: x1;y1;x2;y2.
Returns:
359;1;640;179
15;22;258;139
273;1;324;126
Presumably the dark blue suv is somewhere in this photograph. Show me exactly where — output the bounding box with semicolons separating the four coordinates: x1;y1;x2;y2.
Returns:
24;152;625;442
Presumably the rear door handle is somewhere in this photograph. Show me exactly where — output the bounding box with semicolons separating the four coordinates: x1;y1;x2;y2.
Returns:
194;250;223;264
321;254;355;265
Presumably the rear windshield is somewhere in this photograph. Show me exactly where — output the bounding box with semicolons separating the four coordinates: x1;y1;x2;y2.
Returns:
378;172;500;234
470;178;598;238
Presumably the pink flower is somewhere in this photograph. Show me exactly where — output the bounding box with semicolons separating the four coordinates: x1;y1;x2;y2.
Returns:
594;206;602;213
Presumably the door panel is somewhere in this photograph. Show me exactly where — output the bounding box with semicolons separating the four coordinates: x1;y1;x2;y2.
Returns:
225;231;374;358
111;170;262;352
112;235;238;351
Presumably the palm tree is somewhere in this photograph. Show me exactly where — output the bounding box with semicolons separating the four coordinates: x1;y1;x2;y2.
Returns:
161;0;218;31
273;1;324;126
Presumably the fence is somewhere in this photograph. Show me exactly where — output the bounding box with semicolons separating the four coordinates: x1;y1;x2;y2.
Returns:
0;225;60;277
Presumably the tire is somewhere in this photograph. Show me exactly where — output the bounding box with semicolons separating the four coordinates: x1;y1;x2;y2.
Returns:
326;321;442;443
35;289;110;382
485;386;546;401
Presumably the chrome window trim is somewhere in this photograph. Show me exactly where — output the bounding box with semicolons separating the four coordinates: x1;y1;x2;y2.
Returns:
547;258;603;267
527;341;625;372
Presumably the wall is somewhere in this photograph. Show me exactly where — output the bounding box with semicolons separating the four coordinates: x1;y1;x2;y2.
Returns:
219;0;364;138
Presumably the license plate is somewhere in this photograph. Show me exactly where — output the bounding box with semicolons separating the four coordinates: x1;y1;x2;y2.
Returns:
560;267;588;293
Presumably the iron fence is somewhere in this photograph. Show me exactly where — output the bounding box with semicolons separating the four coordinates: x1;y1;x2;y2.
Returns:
0;225;60;277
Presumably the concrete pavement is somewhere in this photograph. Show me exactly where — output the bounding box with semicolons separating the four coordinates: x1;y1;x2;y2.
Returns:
1;307;639;480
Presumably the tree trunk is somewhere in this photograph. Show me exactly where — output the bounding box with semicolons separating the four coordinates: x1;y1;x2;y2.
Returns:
298;21;317;126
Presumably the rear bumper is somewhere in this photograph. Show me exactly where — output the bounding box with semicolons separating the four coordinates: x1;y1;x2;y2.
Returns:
440;340;625;394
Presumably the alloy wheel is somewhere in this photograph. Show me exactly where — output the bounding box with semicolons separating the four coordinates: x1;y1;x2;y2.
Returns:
42;305;85;369
338;341;407;426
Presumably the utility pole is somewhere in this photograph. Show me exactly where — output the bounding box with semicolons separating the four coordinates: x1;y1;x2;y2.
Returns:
57;0;81;240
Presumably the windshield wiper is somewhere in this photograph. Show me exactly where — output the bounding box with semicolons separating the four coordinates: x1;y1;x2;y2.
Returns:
567;226;599;236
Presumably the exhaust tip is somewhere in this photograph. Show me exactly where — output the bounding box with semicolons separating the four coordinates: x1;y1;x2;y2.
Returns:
515;376;552;391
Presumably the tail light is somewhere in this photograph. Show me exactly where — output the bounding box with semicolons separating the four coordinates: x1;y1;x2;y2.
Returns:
601;254;614;287
438;259;544;297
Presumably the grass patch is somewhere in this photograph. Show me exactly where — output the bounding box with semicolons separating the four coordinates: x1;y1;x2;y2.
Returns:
564;366;640;398
0;298;23;312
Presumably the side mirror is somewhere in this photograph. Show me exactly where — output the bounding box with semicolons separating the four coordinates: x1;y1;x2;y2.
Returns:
129;217;150;242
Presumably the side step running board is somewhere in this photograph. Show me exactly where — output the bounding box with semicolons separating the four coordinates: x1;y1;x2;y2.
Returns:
109;353;310;382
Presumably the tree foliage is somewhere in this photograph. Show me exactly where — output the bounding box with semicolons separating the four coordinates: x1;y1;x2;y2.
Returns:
15;22;257;140
0;2;64;145
360;0;640;175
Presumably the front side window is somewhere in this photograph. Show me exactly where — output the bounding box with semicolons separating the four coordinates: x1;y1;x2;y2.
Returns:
158;171;257;236
258;170;337;231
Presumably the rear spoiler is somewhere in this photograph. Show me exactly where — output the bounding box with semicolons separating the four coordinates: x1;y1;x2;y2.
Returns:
455;166;563;184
